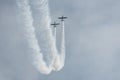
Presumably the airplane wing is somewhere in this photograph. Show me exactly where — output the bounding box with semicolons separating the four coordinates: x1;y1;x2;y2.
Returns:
58;17;62;19
51;24;55;25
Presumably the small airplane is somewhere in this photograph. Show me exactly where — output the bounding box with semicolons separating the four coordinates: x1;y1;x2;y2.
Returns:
58;16;67;21
51;22;60;28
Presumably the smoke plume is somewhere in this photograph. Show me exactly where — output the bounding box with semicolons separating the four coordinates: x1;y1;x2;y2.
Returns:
16;0;66;74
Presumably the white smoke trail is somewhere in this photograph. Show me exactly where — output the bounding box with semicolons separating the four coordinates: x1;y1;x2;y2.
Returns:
16;0;54;74
60;21;65;66
54;27;57;44
29;0;66;71
16;0;66;74
52;21;65;71
29;0;59;72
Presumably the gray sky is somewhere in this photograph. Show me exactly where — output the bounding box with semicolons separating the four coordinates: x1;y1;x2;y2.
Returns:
1;0;120;80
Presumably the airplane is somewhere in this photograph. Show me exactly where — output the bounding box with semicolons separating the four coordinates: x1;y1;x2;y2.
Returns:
51;22;60;28
58;16;67;21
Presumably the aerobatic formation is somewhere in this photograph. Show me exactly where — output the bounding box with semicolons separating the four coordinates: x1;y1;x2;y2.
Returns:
16;0;67;74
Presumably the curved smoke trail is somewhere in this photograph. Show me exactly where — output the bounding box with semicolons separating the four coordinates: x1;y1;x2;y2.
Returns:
52;21;65;71
16;0;53;74
28;0;58;74
16;0;65;74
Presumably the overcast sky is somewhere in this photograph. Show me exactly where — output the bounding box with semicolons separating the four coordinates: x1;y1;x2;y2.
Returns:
0;0;120;80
